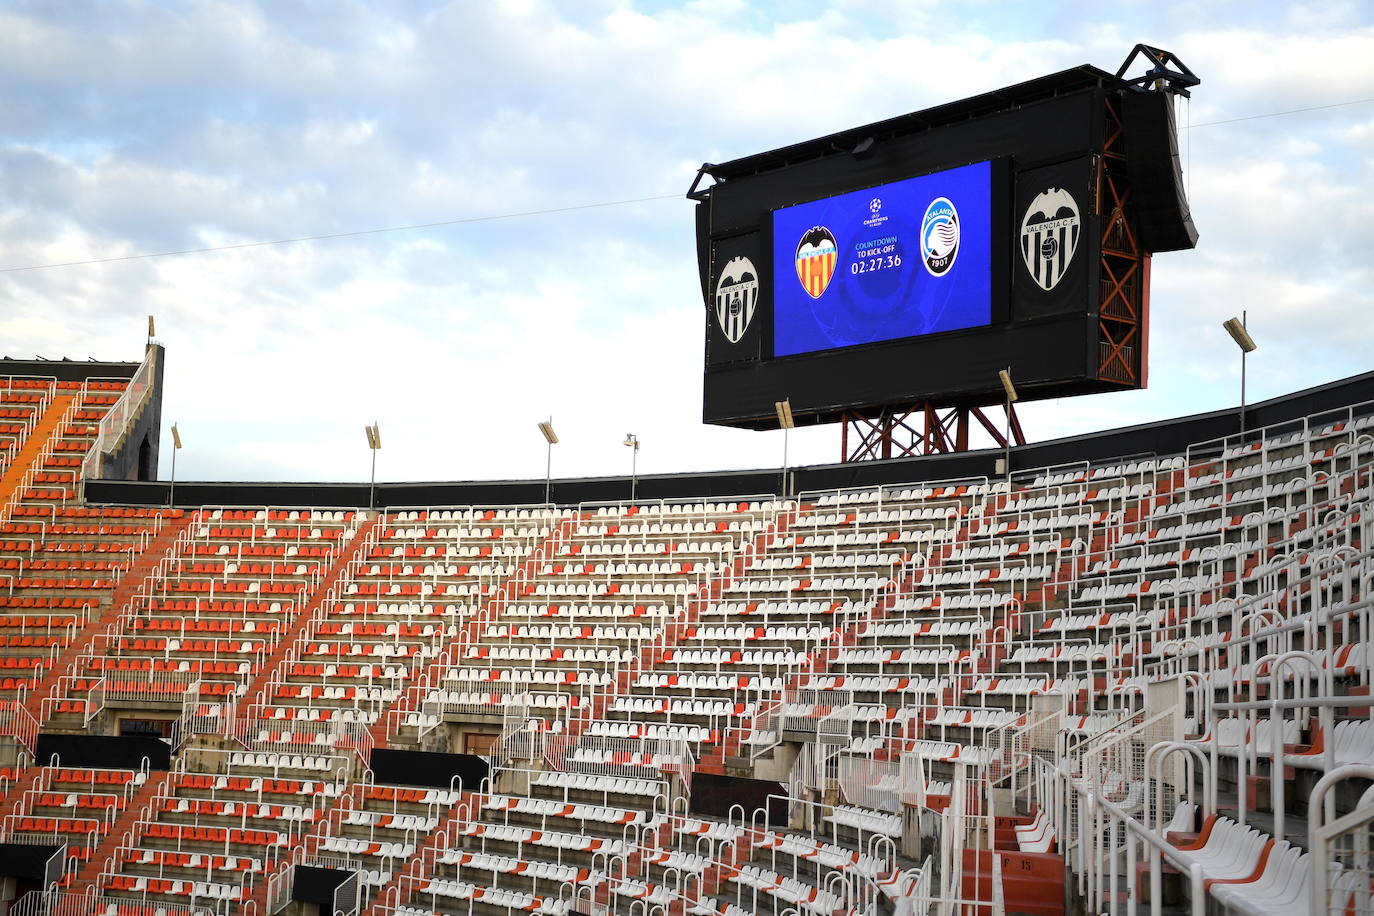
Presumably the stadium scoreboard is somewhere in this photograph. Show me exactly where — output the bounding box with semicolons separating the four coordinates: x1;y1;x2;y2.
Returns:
691;61;1198;430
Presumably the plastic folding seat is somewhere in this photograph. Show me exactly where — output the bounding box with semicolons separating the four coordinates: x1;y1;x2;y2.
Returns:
1170;818;1269;886
1015;809;1056;852
1209;842;1308;915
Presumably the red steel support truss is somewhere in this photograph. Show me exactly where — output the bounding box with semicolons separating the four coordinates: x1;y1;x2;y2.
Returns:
1096;94;1150;386
841;401;1024;462
838;94;1154;463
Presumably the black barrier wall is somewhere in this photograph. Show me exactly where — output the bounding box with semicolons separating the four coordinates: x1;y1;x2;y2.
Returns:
689;772;788;827
35;733;171;770
370;748;490;791
293;865;355;910
84;369;1374;511
0;843;62;880
0;358;142;383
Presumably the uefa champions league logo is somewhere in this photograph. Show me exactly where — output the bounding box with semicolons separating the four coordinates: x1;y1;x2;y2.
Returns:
864;197;887;228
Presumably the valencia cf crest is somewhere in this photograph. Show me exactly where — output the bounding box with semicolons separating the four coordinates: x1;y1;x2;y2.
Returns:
794;227;838;299
1021;188;1081;291
715;255;759;344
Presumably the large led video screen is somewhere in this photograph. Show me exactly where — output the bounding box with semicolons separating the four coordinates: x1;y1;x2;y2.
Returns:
772;159;992;357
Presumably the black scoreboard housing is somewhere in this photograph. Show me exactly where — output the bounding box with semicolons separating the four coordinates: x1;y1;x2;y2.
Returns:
692;65;1197;429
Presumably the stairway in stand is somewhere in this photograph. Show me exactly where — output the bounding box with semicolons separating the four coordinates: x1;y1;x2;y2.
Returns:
368;513;588;750
560;507;800;764
69;770;174;895
241;781;369;914
0;395;75;525
234;513;384;714
21;512;194;731
359;791;481;916
704;499;984;771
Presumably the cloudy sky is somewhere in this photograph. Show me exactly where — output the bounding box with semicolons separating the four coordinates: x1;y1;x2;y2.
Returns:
2;1;1372;486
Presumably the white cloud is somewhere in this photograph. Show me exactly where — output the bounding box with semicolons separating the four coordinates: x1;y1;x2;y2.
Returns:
1;1;1372;487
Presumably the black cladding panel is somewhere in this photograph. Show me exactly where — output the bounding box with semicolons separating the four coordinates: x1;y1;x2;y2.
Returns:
705;231;766;366
694;200;711;302
703;314;1098;427
1121;91;1199;252
1013;157;1098;321
705;89;1102;235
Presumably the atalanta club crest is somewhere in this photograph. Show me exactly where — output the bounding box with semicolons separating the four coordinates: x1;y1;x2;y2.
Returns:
1021;188;1081;291
714;255;759;344
794;226;838;299
920;197;959;276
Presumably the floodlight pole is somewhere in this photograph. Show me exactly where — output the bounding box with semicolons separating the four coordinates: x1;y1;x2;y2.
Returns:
783;425;790;498
538;419;559;505
545;440;553;505
1240;310;1248;433
1224;312;1256;434
542;418;557;506
370;450;377;510
999;368;1018;486
624;434;640;503
365;422;381;512
168;422;182;508
1004;402;1012;486
775;398;795;499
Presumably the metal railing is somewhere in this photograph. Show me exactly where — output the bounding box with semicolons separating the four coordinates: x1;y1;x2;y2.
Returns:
81;353;157;482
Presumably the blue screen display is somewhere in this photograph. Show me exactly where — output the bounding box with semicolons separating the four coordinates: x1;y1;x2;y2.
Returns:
772;160;992;357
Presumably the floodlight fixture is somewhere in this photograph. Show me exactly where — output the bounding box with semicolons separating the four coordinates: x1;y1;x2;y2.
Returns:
998;369;1019;403
1223;317;1257;353
539;418;558;504
774;399;795;430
